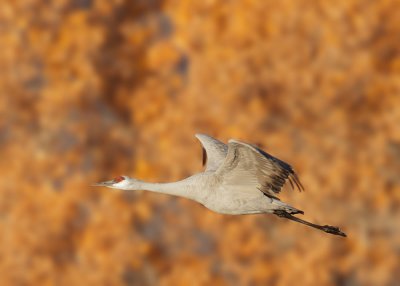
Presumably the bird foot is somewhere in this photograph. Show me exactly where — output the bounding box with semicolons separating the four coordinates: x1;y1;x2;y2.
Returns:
291;209;304;215
274;210;290;218
321;225;347;237
274;209;303;217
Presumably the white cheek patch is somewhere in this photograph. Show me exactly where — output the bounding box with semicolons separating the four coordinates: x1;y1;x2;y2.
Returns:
113;179;129;189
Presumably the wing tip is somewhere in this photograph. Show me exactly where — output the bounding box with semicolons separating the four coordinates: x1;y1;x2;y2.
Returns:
229;138;305;192
288;172;304;192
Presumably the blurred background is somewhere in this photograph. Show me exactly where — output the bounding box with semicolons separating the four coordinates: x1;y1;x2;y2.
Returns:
1;0;400;285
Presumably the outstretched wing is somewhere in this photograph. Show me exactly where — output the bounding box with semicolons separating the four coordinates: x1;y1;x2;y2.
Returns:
215;139;303;199
195;134;228;171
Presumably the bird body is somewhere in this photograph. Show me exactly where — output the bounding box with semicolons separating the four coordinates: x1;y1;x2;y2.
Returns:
94;134;346;237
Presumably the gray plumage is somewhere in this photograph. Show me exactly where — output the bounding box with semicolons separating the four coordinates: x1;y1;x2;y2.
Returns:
94;134;346;237
195;134;227;172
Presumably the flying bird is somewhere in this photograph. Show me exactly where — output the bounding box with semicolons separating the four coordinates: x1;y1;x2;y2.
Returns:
94;134;346;237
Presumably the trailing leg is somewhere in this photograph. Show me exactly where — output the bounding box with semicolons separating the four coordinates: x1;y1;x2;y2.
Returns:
273;210;346;237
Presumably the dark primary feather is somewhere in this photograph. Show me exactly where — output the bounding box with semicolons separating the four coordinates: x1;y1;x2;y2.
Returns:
254;144;304;194
217;140;304;199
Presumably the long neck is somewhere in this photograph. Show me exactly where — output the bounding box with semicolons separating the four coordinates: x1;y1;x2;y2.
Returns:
126;178;197;200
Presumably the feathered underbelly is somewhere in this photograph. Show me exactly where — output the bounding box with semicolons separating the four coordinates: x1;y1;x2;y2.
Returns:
201;187;279;215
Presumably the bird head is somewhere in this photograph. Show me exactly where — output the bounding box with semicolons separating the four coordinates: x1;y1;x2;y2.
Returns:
92;175;141;190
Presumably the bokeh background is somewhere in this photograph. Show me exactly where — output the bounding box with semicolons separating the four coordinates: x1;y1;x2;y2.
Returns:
1;0;400;285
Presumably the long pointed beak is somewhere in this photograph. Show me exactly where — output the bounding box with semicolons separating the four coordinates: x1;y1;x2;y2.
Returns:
92;180;115;187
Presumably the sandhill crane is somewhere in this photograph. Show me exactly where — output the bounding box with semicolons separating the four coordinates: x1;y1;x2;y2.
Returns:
94;134;346;237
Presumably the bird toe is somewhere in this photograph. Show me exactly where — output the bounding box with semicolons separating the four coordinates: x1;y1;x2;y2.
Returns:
322;225;347;237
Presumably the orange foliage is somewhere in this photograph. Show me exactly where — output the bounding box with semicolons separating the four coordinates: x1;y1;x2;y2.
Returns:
1;0;400;285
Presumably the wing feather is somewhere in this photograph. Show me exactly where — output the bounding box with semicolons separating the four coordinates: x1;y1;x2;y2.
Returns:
195;134;228;171
216;139;303;198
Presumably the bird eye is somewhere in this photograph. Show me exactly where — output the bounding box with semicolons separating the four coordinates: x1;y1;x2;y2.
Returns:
113;176;125;183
